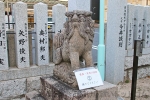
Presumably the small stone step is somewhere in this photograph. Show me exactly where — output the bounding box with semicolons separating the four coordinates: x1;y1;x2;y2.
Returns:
25;91;45;100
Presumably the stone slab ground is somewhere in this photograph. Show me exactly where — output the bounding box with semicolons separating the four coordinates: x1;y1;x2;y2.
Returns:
118;76;150;100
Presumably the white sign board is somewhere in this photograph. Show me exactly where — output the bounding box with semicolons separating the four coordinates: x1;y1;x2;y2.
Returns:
74;67;103;90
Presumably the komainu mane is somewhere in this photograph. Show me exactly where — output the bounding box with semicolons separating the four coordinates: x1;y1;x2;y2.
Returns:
53;10;95;88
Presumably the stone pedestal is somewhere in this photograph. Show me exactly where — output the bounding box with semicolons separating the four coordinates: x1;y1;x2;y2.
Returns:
40;76;118;100
26;91;45;100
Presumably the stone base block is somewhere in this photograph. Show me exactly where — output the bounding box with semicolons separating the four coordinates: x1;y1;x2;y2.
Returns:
0;78;26;99
94;82;119;100
25;91;45;100
40;76;118;100
142;48;150;54
125;65;150;80
125;49;134;57
27;76;41;92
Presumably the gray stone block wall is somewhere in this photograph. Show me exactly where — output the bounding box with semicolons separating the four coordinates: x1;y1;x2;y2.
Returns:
0;64;54;99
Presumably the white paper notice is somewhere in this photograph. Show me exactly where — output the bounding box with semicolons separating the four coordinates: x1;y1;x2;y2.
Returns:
74;67;103;90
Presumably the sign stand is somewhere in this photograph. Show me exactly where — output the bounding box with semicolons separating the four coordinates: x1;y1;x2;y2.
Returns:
74;67;103;90
131;40;143;100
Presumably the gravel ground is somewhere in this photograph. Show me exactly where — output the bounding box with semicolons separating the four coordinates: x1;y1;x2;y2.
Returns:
118;76;150;100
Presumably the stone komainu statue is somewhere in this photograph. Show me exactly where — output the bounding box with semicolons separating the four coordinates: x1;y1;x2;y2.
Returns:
53;10;95;88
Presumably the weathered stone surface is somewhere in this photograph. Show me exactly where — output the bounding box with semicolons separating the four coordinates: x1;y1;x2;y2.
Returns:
125;54;150;70
13;97;25;100
53;10;95;88
52;4;66;62
41;76;97;100
68;0;91;11
25;91;45;100
0;64;54;81
34;3;49;66
52;4;66;33
126;65;150;80
143;6;150;50
0;1;9;70
133;5;144;40
0;78;26;99
13;1;30;68
7;30;33;67
27;76;41;92
125;49;134;57
94;81;118;100
126;4;134;57
106;0;127;84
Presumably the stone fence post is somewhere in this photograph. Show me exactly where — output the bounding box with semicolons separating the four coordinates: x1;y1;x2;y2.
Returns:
106;0;127;84
13;1;30;68
52;4;66;62
34;2;49;66
0;1;9;70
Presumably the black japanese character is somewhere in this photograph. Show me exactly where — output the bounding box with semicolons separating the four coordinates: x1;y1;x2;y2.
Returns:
128;42;131;45
129;38;131;41
39;30;45;36
20;48;26;54
147;35;149;39
41;55;46;60
0;59;4;65
39;38;45;44
124;6;126;9
20;57;26;63
138;35;141;39
2;26;4;29
2;32;5;36
138;30;141;33
40;46;45;52
124;13;126;16
19;39;26;45
146;41;149;44
0;30;2;37
120;17;123;23
139;24;142;27
82;83;85;86
0;41;2;46
119;36;123;41
119;42;123;47
119;31;123;35
120;24;123;29
19;30;25;36
147;30;150;33
2;23;4;26
129;29;132;33
45;24;47;33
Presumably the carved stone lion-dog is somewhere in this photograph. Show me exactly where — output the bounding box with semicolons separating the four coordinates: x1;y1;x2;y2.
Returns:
53;10;95;88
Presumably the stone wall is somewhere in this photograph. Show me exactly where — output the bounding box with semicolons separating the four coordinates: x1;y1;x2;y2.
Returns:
124;54;150;80
1;29;54;100
0;64;54;99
